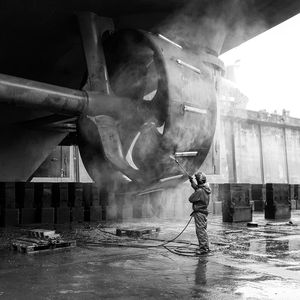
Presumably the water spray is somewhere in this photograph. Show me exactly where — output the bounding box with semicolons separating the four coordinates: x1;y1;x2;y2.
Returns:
169;154;191;177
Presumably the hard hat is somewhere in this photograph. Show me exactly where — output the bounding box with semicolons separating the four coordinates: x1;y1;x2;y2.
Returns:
195;172;206;183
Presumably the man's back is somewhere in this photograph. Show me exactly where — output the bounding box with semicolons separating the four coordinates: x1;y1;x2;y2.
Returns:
189;185;210;215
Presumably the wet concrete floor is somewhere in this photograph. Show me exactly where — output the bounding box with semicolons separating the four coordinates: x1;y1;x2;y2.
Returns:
1;211;300;299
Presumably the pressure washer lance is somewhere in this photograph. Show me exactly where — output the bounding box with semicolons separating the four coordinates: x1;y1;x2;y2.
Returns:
169;155;191;177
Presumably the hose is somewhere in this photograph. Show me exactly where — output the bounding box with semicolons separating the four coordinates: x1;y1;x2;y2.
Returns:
86;216;206;257
147;216;194;247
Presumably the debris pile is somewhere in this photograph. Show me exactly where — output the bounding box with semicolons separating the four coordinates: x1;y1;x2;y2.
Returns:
11;229;76;254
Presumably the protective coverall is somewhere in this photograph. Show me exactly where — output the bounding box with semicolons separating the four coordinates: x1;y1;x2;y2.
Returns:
189;176;211;253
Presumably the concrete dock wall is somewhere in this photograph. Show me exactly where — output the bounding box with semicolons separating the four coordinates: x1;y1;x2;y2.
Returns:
285;128;300;183
234;122;262;183
210;109;300;185
261;126;287;183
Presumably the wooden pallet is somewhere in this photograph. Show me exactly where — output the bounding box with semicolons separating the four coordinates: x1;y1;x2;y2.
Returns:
28;229;58;239
11;238;76;254
116;226;160;238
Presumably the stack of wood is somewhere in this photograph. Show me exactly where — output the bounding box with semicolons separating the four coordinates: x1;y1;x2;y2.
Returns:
11;229;76;254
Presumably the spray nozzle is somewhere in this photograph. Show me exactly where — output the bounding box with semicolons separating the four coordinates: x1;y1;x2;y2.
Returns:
169;154;177;162
169;154;190;177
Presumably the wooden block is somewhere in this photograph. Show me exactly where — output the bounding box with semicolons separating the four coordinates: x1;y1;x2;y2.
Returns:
210;183;219;203
15;182;25;209
83;184;92;207
267;205;291;220
122;205;133;220
20;208;36;224
92;185;100;206
41;208;55;224
74;183;84;207
132;199;143;219
90;206;102;222
59;183;69;208
250;200;254;211
106;205;118;221
3;209;19;226
99;187;109;206
289;185;295;201
42;183;53;208
265;184;291;219
72;207;84;222
56;207;70;224
232;207;252;222
251;184;266;205
141;199;154;218
207;197;213;214
213;201;222;215
51;183;60;207
222;184;252;222
0;183;4;209
24;183;35;208
253;200;264;211
4;183;16;208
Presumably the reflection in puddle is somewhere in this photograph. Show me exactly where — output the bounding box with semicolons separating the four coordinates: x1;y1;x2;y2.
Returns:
234;279;300;300
194;258;208;285
266;239;289;254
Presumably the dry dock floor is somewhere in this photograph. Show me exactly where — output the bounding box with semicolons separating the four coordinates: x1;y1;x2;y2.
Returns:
1;211;300;299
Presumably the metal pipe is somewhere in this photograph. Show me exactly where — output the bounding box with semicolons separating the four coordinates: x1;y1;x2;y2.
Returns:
157;34;182;49
176;59;201;74
0;73;147;120
183;105;207;115
175;151;198;157
0;73;87;115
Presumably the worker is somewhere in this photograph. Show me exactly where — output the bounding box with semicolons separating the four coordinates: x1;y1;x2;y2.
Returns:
188;172;211;254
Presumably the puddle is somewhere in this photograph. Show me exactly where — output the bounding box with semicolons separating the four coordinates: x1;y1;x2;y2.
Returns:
86;261;103;266
59;289;94;294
